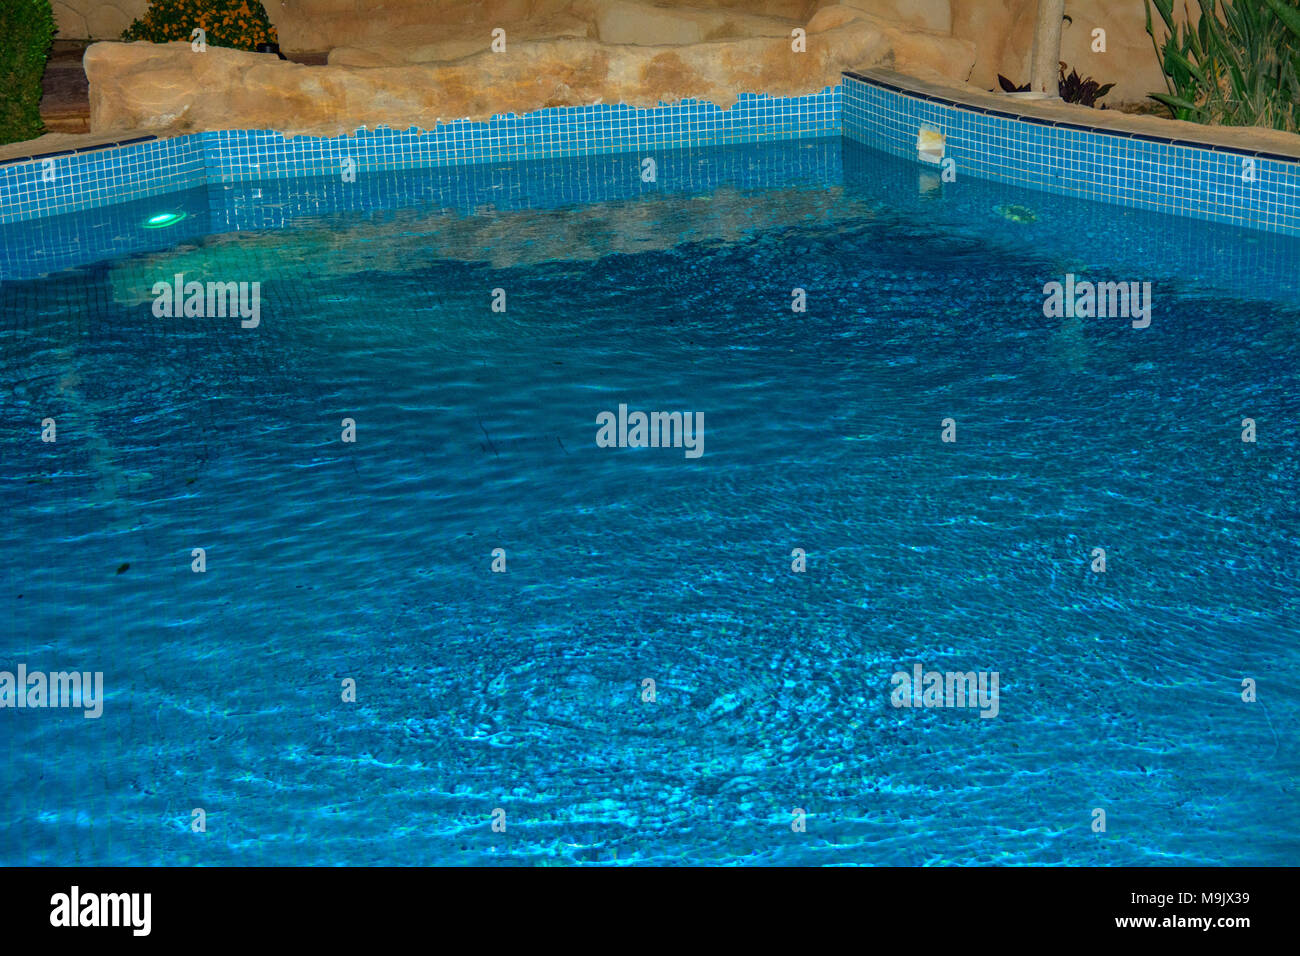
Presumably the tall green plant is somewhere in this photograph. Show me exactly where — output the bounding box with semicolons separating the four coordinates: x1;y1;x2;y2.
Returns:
0;0;56;146
1144;0;1300;131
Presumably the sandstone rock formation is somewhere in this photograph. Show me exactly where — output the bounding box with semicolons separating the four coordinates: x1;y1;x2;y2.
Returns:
53;0;147;40
55;1;1172;110
258;0;1164;105
84;7;977;138
264;0;815;53
949;0;1171;105
75;0;1185;142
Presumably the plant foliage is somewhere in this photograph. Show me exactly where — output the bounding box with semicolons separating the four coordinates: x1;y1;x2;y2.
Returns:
996;64;1115;107
1144;0;1300;130
123;0;278;52
0;0;56;146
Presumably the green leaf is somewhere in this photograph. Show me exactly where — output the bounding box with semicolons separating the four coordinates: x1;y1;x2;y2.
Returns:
1149;0;1178;31
1262;0;1300;41
1150;91;1204;116
1166;46;1209;86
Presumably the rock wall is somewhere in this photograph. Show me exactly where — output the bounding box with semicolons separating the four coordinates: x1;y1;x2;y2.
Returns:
950;0;1172;104
54;0;148;39
56;0;1172;107
267;1;1174;106
76;0;1184;142
263;1;819;52
85;18;976;137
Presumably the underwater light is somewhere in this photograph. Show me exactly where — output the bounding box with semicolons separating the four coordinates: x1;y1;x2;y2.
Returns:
995;204;1038;224
143;212;186;228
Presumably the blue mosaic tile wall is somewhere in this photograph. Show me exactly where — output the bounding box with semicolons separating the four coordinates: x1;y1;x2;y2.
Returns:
0;139;843;280
0;89;840;225
842;71;1300;237
0;186;214;281
5;73;1299;237
206;138;842;235
0;136;204;225
204;91;840;182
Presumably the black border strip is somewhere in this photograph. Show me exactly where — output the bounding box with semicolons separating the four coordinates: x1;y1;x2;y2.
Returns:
842;70;1300;163
0;133;163;169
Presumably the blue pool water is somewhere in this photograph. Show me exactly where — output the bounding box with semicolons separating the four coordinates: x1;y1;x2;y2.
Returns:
1;138;1297;865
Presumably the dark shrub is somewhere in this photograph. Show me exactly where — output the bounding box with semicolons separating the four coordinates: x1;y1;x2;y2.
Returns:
123;0;278;52
996;64;1114;108
0;0;56;146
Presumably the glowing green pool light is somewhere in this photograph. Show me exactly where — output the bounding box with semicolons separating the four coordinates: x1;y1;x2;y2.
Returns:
995;204;1038;224
143;212;185;228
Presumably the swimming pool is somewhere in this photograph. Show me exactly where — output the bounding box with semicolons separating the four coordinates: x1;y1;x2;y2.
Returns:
1;136;1296;865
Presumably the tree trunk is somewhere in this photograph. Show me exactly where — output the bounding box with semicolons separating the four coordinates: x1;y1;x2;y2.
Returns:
1029;0;1065;97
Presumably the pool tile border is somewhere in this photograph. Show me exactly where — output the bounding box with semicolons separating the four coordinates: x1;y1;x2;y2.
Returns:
842;70;1300;236
0;133;161;165
844;71;1300;162
3;71;1300;236
0;89;840;224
